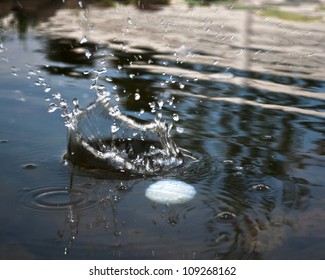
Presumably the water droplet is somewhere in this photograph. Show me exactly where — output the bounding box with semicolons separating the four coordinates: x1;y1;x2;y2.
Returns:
249;184;271;192
157;99;164;109
129;73;135;79
80;36;87;44
262;135;273;140
172;113;179;121
179;83;185;89
127;16;133;25
48;103;59;113
176;126;184;133
72;98;79;107
134;93;140;100
85;50;92;59
59;99;68;108
105;76;112;82
117;65;123;70
0;43;7;52
52;92;61;100
216;211;236;221
44;85;51;93
111;125;119;133
11;66;19;76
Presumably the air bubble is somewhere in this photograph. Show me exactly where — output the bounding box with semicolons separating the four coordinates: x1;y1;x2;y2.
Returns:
249;184;271;192
216;211;236;221
22;163;37;170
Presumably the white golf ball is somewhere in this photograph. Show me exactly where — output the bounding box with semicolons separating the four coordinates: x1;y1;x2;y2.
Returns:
145;179;197;204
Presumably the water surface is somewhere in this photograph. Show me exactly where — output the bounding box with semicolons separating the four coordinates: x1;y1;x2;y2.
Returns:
0;0;325;259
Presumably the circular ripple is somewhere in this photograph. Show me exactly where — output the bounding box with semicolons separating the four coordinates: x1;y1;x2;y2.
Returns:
21;186;98;212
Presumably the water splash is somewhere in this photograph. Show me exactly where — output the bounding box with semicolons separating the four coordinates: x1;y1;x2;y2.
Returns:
56;69;186;175
65;95;185;175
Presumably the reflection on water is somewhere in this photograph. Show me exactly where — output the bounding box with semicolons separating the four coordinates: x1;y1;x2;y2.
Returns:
0;0;325;259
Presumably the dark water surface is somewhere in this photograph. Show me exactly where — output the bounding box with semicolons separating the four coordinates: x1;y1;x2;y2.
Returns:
1;0;325;259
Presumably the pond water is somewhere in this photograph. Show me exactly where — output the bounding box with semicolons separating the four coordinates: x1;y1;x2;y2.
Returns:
0;0;325;259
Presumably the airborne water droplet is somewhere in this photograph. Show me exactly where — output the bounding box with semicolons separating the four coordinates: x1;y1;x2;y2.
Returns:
172;113;179;121
111;125;119;133
48;103;59;113
134;93;140;100
52;92;61;100
176;126;184;133
157;99;164;109
127;16;133;25
105;76;112;82
80;36;87;44
44;85;51;93
85;50;92;59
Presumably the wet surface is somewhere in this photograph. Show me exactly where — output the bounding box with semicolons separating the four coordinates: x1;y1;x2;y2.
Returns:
0;0;325;259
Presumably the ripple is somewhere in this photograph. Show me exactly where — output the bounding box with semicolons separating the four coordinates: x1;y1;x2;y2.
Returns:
21;185;98;212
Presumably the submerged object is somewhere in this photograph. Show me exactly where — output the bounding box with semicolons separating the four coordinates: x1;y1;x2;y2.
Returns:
145;179;197;204
65;94;184;175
